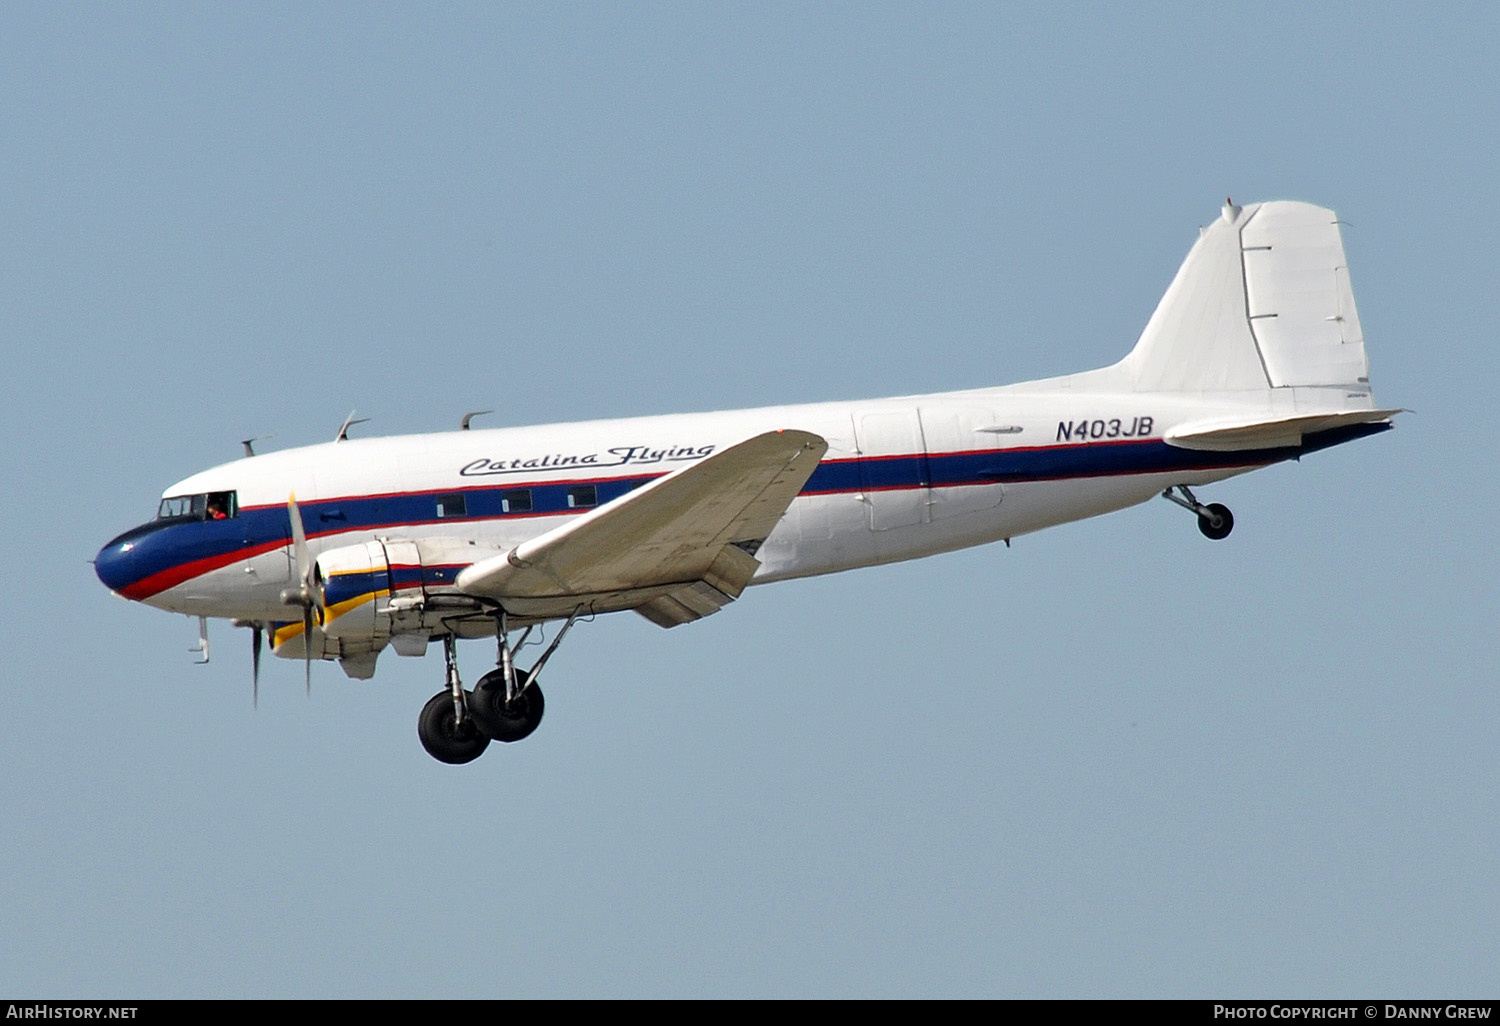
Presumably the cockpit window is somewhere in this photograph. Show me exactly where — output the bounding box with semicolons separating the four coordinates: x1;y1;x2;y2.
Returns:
157;491;238;521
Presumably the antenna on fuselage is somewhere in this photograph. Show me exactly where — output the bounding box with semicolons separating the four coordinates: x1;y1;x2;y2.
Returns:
335;410;369;442
460;410;493;430
241;435;274;457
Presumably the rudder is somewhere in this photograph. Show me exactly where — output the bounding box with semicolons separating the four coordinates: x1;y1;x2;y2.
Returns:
1121;200;1372;393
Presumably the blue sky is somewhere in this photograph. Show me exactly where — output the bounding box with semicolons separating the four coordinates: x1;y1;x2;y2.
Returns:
3;3;1495;997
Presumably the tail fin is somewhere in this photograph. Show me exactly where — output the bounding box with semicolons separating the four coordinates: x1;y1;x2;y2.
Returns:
1121;200;1372;393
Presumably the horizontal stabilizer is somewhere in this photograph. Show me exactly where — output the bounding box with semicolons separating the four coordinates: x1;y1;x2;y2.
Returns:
1164;409;1403;452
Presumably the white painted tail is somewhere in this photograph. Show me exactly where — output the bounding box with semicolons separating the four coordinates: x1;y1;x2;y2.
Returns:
1119;200;1372;393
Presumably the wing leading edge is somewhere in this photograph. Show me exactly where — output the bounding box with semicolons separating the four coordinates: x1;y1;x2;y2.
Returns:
454;429;829;626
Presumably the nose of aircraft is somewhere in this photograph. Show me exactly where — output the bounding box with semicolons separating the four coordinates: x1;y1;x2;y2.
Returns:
95;530;146;598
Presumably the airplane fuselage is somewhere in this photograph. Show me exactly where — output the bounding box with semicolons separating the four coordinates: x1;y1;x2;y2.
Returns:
95;382;1385;626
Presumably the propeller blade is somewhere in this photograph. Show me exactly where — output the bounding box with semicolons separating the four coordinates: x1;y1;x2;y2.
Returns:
283;494;324;696
251;624;262;709
303;607;313;697
287;492;311;591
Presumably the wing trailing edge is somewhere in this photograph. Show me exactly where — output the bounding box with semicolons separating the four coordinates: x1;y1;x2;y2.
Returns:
455;429;828;625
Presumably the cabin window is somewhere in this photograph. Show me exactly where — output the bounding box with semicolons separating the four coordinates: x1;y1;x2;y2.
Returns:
436;493;467;518
157;491;238;521
567;485;597;509
500;489;532;514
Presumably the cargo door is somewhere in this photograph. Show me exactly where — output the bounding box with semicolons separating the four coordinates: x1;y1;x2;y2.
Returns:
854;410;930;530
918;406;1006;521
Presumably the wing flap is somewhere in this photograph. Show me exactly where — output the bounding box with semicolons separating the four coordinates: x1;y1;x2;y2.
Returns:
455;430;827;615
632;544;762;627
636;582;736;628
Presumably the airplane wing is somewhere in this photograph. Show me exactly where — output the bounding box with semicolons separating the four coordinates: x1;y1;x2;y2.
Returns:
454;429;828;626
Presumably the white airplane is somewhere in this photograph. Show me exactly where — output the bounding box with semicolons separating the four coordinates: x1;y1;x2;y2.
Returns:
96;199;1398;763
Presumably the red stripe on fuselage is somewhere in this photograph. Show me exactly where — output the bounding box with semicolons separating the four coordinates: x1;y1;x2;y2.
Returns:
119;538;289;601
126;438;1259;600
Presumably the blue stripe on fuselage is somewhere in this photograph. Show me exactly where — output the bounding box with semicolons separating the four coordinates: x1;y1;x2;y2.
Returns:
99;423;1390;596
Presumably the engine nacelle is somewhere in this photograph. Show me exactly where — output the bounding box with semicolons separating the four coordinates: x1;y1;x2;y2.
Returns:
271;537;506;675
313;539;411;643
315;537;502;640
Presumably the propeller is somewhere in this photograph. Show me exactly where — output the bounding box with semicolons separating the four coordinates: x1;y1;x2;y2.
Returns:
279;492;319;695
233;619;266;709
251;623;262;708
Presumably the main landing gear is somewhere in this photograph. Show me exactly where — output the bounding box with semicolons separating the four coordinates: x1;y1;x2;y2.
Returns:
415;607;583;764
1162;485;1234;540
417;635;491;765
470;669;544;742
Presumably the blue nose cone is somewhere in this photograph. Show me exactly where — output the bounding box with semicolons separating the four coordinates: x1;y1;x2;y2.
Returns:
95;538;137;595
95;523;156;598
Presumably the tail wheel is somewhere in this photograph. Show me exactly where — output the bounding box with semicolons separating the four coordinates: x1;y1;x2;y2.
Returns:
470;670;545;743
417;690;491;764
1197;502;1234;540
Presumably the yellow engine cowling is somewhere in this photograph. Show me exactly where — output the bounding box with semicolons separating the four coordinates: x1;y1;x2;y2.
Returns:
272;537;504;674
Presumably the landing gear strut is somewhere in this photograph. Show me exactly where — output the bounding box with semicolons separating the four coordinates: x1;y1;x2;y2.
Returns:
467;606;581;743
415;607;585;762
416;635;490;764
1162;485;1234;540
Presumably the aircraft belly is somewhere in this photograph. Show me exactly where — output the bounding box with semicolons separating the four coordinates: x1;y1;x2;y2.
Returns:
996;468;1254;538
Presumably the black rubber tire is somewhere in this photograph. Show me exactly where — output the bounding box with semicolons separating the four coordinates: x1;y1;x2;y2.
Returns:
417;690;491;764
470;669;545;743
1197;502;1234;540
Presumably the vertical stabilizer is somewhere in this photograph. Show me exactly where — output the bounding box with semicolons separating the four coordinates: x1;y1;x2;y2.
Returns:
1120;200;1371;393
